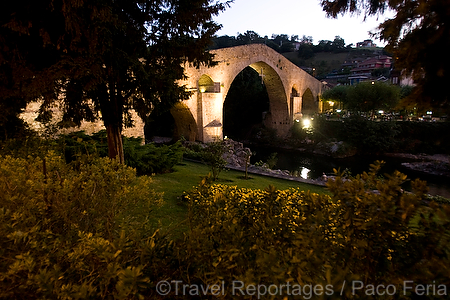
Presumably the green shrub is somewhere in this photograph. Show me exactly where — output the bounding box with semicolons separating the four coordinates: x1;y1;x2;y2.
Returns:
3;151;449;299
177;161;450;299
304;117;450;155
55;130;183;175
338;116;399;154
124;139;183;175
0;152;166;299
394;121;450;154
0;152;163;239
248;125;280;146
199;139;229;181
182;142;205;161
0;135;56;159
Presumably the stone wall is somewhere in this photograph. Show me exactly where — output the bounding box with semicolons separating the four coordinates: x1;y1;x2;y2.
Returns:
20;100;145;140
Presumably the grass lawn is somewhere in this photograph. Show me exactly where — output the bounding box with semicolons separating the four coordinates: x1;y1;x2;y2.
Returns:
149;160;329;236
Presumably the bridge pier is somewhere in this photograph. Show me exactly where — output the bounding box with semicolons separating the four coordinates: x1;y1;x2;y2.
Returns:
197;91;224;142
291;96;303;121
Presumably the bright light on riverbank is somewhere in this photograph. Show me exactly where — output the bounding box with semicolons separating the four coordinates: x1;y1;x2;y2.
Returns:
301;167;310;179
302;118;311;128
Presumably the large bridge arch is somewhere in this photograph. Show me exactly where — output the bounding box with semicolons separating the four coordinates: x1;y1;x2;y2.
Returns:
221;61;290;137
181;44;326;142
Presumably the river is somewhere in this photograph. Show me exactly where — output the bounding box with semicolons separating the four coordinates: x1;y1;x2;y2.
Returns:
249;146;450;198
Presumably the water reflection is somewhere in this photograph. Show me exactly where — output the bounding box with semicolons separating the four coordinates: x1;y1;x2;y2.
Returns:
250;146;450;198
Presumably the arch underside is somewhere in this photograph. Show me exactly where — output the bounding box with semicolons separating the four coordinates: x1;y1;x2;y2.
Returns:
247;62;290;136
302;88;317;116
170;102;197;141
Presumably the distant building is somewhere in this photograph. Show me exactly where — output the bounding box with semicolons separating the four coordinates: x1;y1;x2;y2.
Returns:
341;57;366;69
390;69;415;86
350;55;392;77
356;39;377;48
348;75;369;85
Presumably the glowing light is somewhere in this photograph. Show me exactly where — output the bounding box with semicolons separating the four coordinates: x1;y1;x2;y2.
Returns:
336;109;341;113
199;86;206;93
300;167;310;179
378;110;384;114
328;101;334;106
427;111;433;115
302;118;311;128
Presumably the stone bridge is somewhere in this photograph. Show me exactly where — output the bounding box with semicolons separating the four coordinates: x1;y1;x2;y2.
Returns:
176;44;326;142
21;44;326;142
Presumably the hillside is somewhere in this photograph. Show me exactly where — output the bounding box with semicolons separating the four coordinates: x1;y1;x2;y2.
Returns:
283;47;387;79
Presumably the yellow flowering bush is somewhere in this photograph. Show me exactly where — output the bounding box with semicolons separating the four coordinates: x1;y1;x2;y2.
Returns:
2;152;449;299
178;161;450;299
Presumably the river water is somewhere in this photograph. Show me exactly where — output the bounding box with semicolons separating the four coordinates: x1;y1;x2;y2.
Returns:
249;146;450;198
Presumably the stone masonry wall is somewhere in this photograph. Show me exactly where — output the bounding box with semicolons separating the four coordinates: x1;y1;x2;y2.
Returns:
20;100;145;140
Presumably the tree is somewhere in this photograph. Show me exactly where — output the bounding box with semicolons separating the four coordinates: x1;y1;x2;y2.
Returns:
0;0;230;162
200;138;228;181
320;0;450;110
346;81;400;115
297;43;315;60
210;35;237;49
300;35;313;44
321;85;351;107
236;30;263;45
314;40;333;52
271;34;290;46
331;35;346;52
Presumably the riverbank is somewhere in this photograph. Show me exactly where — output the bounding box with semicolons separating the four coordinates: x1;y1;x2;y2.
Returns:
182;139;450;197
225;163;327;187
243;144;450;198
222;139;327;186
246;139;450;178
385;153;450;177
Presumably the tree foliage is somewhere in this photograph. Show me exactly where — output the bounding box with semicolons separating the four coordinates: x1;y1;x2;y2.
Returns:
321;85;351;103
237;30;264;44
320;0;450;110
346;81;400;113
0;0;230;161
297;43;315;59
199;139;229;181
313;36;347;53
323;81;400;113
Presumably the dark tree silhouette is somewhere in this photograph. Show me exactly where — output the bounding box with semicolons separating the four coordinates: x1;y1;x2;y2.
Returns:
0;0;230;161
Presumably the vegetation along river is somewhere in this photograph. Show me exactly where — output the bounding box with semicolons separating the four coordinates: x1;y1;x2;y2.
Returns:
250;146;450;199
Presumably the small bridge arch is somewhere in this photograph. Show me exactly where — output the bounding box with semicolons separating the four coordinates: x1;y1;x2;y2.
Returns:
180;44;326;142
